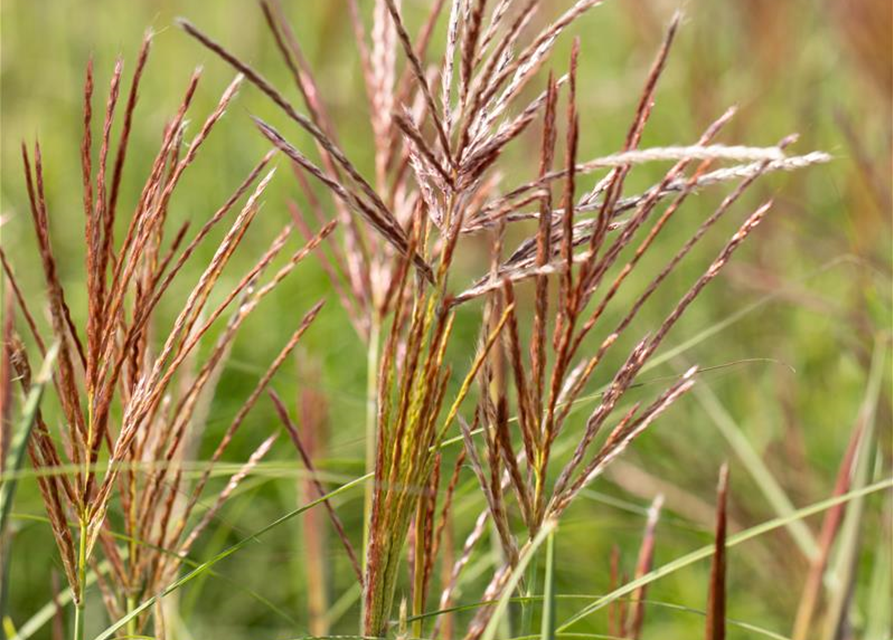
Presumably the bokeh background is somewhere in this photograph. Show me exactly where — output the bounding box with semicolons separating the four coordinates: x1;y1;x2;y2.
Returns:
2;0;891;638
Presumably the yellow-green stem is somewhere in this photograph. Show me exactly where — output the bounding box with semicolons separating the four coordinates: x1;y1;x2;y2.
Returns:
361;317;380;570
73;518;87;640
411;500;425;639
125;596;136;638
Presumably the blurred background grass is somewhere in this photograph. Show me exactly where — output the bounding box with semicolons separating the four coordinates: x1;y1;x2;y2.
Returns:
1;0;890;638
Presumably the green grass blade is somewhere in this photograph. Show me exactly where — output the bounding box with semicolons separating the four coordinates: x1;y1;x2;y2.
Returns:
408;594;792;640
0;343;58;534
864;510;891;640
0;343;58;634
9;505;300;636
692;380;819;561
821;341;886;640
556;477;893;632
482;521;557;640
324;583;363;629
540;529;557;640
11;556;119;640
91;472;371;640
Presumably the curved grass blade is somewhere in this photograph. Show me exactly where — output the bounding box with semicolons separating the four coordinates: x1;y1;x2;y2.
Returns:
12;557;118;640
0;343;58;532
0;343;58;636
541;529;557;640
820;341;886;640
92;472;371;640
556;477;893;631
482;520;557;640
692;379;818;561
409;595;792;640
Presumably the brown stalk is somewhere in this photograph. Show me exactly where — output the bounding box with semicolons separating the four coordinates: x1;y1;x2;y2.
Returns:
499;280;538;485
9;347;80;600
259;0;370;283
80;59;95;306
22;143;88;466
474;0;599;130
459;413;517;564
133;224;299;536
454;0;539;162
705;464;729;640
394;110;455;188
97;68;202;378
567;107;739;361
441;0;463;139
0;250;47;355
384;0;449;174
459;0;488;107
551;365;697;518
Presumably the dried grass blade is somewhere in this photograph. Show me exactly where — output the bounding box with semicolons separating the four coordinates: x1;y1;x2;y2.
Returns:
107;29;153;233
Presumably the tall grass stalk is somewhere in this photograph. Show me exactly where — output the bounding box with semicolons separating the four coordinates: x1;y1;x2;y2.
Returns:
363;318;381;566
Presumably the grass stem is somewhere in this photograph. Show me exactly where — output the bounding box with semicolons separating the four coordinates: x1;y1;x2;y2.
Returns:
73;518;87;640
411;500;425;639
362;316;380;570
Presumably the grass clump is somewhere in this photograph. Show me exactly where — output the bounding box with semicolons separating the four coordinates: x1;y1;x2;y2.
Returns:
3;2;882;640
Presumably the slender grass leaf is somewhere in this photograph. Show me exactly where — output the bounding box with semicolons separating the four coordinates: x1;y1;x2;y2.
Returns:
557;477;893;631
0;343;58;533
692;379;818;561
92;472;370;640
821;341;886;640
482;520;557;640
541;529;557;640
